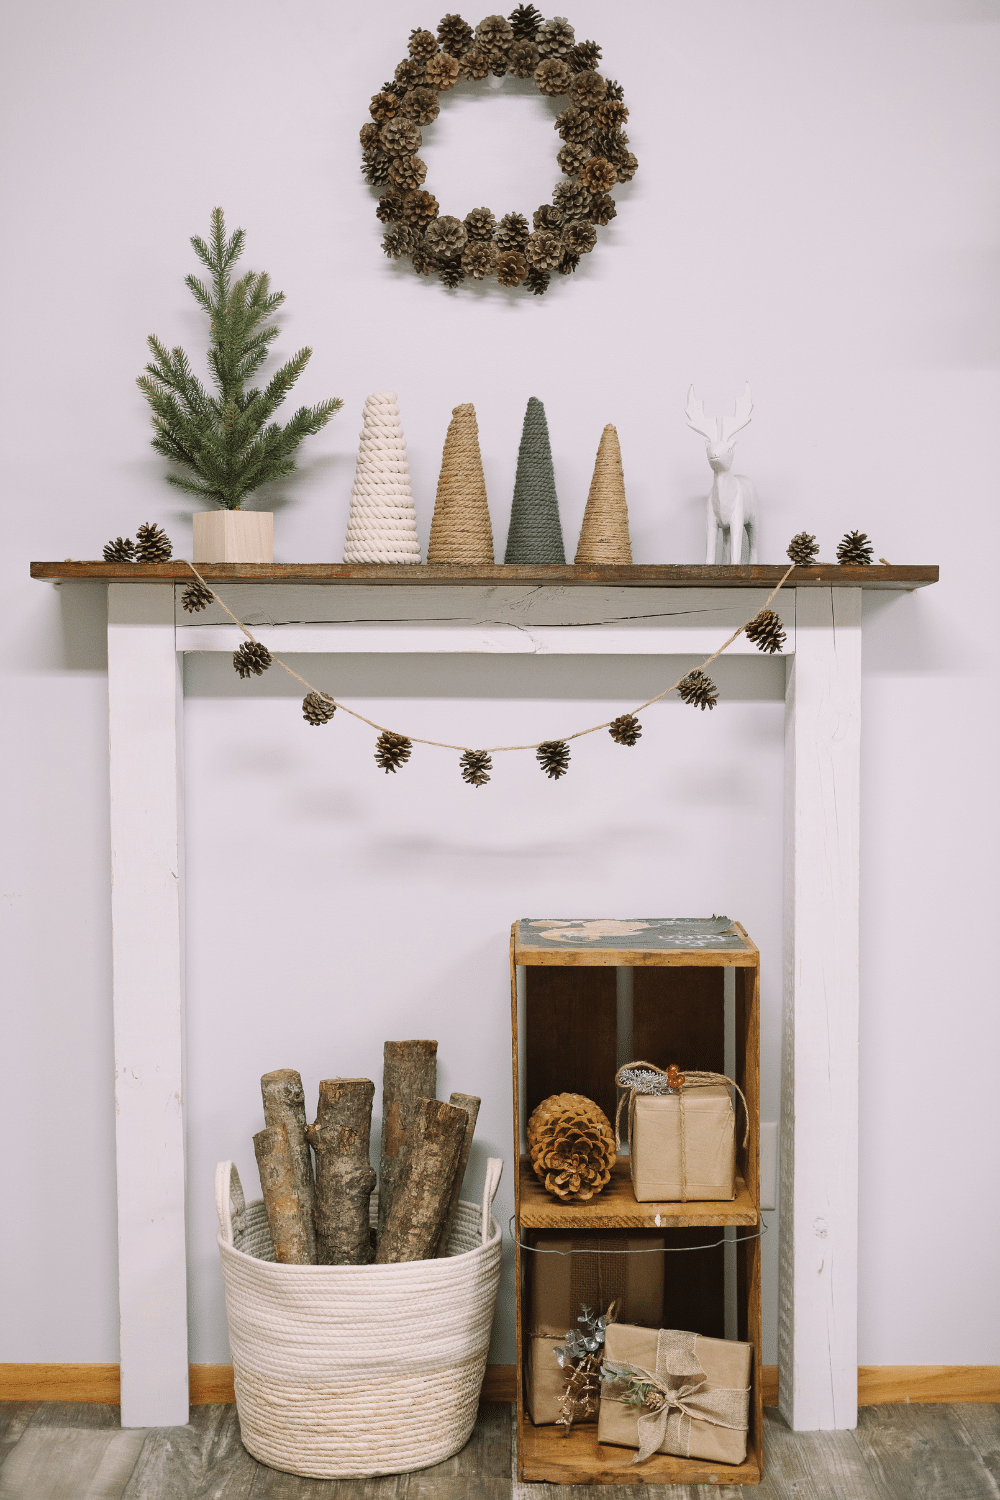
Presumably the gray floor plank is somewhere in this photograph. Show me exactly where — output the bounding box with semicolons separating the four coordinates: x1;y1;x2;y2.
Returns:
953;1407;1000;1489
0;1406;37;1466
120;1405;257;1500
0;1426;146;1500
854;1403;1000;1500
27;1401;122;1430
247;1462;408;1498
755;1408;883;1500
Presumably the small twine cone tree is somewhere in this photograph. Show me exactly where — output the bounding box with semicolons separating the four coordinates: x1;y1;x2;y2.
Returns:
574;424;633;565
426;403;494;564
504;396;565;564
343;392;421;563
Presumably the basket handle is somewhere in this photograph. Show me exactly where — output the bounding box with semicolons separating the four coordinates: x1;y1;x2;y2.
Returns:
481;1157;503;1245
215;1160;245;1247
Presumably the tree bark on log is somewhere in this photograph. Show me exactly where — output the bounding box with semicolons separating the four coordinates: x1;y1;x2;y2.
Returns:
377;1040;437;1242
253;1123;311;1264
306;1078;377;1265
261;1068;316;1262
375;1097;467;1264
436;1092;481;1257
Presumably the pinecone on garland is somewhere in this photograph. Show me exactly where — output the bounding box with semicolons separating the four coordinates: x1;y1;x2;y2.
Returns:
557;142;589;176
509;39;540;76
425;52;461;89
593;127;630;168
425;214;468;260
402;188;439;227
460;47;490;80
603;77;625;101
369;91;399;122
438;12;474;55
786;531;819;566
678;669;719;711
362;150;392;186
537;739;570;778
609;712;641;746
389;153;428;190
526;229;562;270
376;191;404;223
476;13;513;50
525;266;551;295
411;242;434;275
382;225;416;259
570;70;606;110
563;219;597;256
359;122;380;150
302;691;336;726
462;240;498;279
135;522;173;561
508;2;543;41
400;86;440;124
409;26;439;59
233;640;272;678
527;1092;616;1203
552;179;592;219
587;193;616;226
375;730;412;773
535;57;574;95
614;152;638;183
394;58;425;90
558;251;581;275
580;156;616;194
594;98;628;130
744;609;787;654
181;579;214;613
837;530;874;566
568;39;602;70
496;249;528;287
536;15;575;57
381;117;422;156
464;206;497;241
555;105;594;144
533;203;563;231
103;536;135;562
460;749;492;786
496;211;530;252
439;261;466;288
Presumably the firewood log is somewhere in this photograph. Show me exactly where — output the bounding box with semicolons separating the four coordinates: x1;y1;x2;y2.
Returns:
306;1078;377;1265
261;1068;316;1262
375;1097;467;1264
253;1123;311;1264
377;1040;437;1242
436;1092;481;1257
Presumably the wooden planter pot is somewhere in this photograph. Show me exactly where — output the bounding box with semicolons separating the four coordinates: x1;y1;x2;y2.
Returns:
193;511;273;563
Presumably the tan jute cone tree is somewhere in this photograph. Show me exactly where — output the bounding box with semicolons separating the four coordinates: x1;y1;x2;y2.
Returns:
574;423;633;565
426;403;495;564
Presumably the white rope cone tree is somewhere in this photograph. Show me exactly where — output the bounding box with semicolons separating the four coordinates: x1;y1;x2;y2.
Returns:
342;391;421;564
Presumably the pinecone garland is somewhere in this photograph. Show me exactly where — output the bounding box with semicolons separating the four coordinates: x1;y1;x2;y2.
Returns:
594;98;628;129
362;150;392;186
464;206;497;241
402;188;439;227
496;249;528;286
552;179;592;219
580;156;616;194
496;211;530;251
359;122;381;150
568;39;601;70
135;522;173;561
537;739;570;778
837;530;874;566
103;536;135;562
533;203;563;231
609;712;641;746
587;193;616;226
375;730;412;773
786;531;819;566
744;608;787;654
369;91;399;121
536;15;575;57
380;117;422;156
462;240;497;279
233;640;272;678
535;57;574;95
389;153;428;190
476;13;513;50
460;748;492;786
460;47;490;79
509;39;540;75
425;52;461;90
181;579;214;613
557;142;589;176
400;86;440;124
508;2;543;41
525;266;551;295
526;1092;616;1202
409;27;439;59
678;669;719;711
437;12;474;55
526;229;562;270
383;225;416;259
425;214;468;260
570;70;606;109
563;219;597;256
555;105;594;144
376;191;404;223
302;692;336;726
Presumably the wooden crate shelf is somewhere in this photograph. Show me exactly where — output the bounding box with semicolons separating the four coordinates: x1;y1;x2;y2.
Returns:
518;1421;763;1487
518;1157;758;1230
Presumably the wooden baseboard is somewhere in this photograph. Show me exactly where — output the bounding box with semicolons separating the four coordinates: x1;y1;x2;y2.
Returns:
4;1363;997;1409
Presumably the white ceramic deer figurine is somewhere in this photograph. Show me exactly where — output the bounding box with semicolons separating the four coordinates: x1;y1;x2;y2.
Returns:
686;383;758;565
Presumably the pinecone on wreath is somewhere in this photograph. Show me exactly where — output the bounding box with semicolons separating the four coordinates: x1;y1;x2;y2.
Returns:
594;98;628;130
389;153;428;190
233;641;272;678
439;261;466;288
496;211;530;252
103;536;135;562
536;15;576;58
533;203;563;231
460;47;490;80
181;579;214;613
570;70;606;110
408;27;439;60
402;189;439;228
587;193;617;226
394;57;426;89
593;127;630;168
525;267;551;295
603;78;625;101
369;91;399;122
375;730;412;773
557;142;589;176
555;105;594;144
135;522;173;561
786;531;819;566
460;749;492;786
837;530;874;566
614;152;639;183
359;122;381;150
464;206;497;241
437;13;473;56
609;713;641;746
362;150;392;187
535;57;574;95
425;214;468;260
563;219;597;256
462;240;498;279
382;225;416;259
678;669;719;711
558;250;581;275
526;229;562;270
475;14;513;51
552;179;592;219
302;692;336;726
509;39;540;76
509;2;543;42
527;1092;616;1203
425;53;461;90
580;156;617;194
568;39;601;71
376;191;404;223
380;117;422;157
399;86;440;124
536;739;570;778
496;249;528;287
744;608;787;654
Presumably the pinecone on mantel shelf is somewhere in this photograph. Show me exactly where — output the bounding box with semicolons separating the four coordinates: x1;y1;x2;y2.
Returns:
536;739;570;778
135;522;173;562
375;730;412;773
527;1092;616;1203
103;536;135;562
609;713;641;746
786;531;819;567
302;692;336;726
233;640;272;678
460;749;492;786
744;608;787;655
678;669;719;711
181;579;214;613
836;530;875;566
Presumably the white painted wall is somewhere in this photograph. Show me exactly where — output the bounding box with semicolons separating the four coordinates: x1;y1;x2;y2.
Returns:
1;0;997;1371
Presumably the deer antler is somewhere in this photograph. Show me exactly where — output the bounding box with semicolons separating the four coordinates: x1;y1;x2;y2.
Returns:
685;385;719;443
721;383;754;444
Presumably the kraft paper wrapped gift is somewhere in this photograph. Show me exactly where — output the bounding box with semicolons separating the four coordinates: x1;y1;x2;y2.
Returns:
526;1234;664;1426
598;1324;752;1465
616;1066;748;1202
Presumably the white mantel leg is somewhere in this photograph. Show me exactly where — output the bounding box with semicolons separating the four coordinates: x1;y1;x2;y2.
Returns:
779;586;862;1430
107;583;189;1426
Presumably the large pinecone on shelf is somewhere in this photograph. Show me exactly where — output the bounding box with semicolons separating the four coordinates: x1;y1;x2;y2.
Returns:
437;12;474;55
408;26;439;59
609;712;641;746
744;608;787;654
536;15;575;57
837;530;874;566
570;69;606;110
555;105;594;144
535;57;573;95
302;692;336;726
400;86;440;124
460;749;492;786
233;641;272;679
496;211;530;251
464;205;497;241
425;52;461;90
425;214;468;260
509;39;540;76
786;531;819;566
402;188;439;227
552;179;591;219
536;739;570;778
527;1092;616;1203
380;117;422;156
375;730;412;773
135;522;172;561
568;39;601;70
508;2;543;41
181;579;214;613
678;669;719;711
103;536;135;562
525;266;551;295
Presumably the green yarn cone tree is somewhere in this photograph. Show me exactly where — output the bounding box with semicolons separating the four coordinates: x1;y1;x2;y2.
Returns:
503;397;566;564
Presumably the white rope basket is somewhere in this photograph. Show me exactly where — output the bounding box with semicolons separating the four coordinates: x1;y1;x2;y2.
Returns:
215;1156;504;1479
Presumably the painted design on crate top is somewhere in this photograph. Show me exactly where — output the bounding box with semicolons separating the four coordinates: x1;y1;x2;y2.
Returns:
521;917;745;950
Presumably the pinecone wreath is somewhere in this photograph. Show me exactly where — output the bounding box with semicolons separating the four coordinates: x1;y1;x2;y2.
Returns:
537;739;570;778
103;536;135;562
609;713;641;746
302;692;336;726
375;730;413;773
460;748;492;786
233;641;272;678
786;531;819;567
744;609;787;654
837;530;874;566
181;579;214;613
526;1092;616;1202
135;522;173;562
678;669;719;711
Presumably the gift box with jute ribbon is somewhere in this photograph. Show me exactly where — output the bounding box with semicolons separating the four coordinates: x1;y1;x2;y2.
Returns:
598;1323;752;1465
615;1061;749;1202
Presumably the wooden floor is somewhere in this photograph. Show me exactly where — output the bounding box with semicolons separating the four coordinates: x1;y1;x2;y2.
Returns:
1;1400;998;1499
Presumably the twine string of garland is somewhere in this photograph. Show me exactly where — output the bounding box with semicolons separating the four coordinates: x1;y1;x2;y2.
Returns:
182;559;796;755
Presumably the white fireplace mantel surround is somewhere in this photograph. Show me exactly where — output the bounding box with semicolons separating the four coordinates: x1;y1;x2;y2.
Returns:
30;561;937;1434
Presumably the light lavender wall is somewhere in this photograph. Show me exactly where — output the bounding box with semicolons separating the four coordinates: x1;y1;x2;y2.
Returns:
1;0;997;1369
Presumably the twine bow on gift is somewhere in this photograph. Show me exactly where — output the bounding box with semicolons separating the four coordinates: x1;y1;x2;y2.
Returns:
614;1061;750;1202
603;1329;750;1464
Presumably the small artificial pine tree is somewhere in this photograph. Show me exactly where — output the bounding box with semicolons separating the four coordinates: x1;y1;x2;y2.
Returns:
137;208;342;509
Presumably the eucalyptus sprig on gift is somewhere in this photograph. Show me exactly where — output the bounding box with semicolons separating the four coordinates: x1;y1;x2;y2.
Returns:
553;1305;609;1369
600;1360;664;1411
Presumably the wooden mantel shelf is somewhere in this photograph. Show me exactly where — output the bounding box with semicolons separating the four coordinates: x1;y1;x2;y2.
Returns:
30;560;938;589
